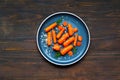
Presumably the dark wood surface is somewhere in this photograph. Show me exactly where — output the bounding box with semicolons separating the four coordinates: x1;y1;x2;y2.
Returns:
0;0;120;80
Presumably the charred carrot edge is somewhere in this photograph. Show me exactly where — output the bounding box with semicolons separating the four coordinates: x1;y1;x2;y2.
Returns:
57;28;65;39
47;31;52;46
45;22;57;32
68;24;73;36
60;45;73;55
73;34;78;46
68;51;73;56
53;44;61;51
58;25;63;31
77;41;82;46
52;29;57;43
78;36;82;41
58;33;69;44
63;36;75;47
73;28;78;32
63;21;68;27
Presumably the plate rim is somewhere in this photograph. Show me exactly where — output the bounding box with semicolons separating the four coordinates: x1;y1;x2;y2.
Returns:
36;12;91;66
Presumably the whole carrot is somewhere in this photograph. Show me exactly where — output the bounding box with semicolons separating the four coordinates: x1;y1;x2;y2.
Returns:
58;33;69;44
78;36;82;41
60;45;73;55
68;24;73;36
52;29;57;43
47;31;52;46
73;28;78;32
68;51;73;56
57;28;65;39
53;44;61;51
73;34;78;46
45;22;57;32
63;36;75;47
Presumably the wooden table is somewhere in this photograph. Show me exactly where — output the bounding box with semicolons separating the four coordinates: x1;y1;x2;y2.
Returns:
0;0;120;80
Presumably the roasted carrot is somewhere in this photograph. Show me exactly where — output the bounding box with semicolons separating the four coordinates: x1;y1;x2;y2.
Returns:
68;24;73;36
47;31;52;46
60;45;73;55
57;28;65;39
78;36;82;41
73;28;78;32
52;29;57;43
58;33;69;44
77;41;82;46
45;22;57;32
73;34;78;46
63;21;68;26
58;25;63;31
68;51;73;56
53;44;61;51
63;36;75;47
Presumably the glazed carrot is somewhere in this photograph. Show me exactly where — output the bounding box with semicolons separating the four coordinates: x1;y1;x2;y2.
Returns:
77;41;82;46
47;31;52;46
73;28;78;32
58;25;63;31
58;33;69;44
73;34;78;46
68;51;73;56
78;36;82;41
60;45;73;55
68;24;73;36
63;21;68;26
57;28;65;39
63;36;75;47
53;44;61;51
52;29;57;43
45;22;57;32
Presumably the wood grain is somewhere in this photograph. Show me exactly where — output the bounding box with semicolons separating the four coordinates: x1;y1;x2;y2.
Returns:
0;0;120;80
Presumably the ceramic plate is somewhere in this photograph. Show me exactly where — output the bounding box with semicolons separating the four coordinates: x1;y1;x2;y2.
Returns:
36;12;90;66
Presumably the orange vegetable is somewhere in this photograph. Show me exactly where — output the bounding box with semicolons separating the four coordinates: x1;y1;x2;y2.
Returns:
52;30;57;43
60;45;73;55
45;22;57;32
73;34;78;46
77;41;82;46
78;36;82;41
68;24;73;36
47;31;52;46
63;36;75;47
63;21;68;26
53;44;61;51
57;28;65;39
73;28;78;32
58;25;63;31
68;51;73;56
58;33;69;44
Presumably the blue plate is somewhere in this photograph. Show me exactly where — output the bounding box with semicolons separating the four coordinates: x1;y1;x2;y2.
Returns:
36;12;90;66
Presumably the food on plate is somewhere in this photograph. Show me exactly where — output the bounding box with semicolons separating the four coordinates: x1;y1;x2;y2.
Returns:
52;30;57;43
60;45;73;55
73;34;78;46
44;19;83;57
53;44;61;51
63;36;75;47
47;31;52;46
57;28;65;39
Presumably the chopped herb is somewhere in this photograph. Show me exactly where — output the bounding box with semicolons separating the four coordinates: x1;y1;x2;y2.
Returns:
56;18;63;24
72;47;77;54
55;51;61;58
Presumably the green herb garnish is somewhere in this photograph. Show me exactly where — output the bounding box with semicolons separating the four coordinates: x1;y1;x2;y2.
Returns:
72;47;77;54
56;18;63;24
55;52;61;58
